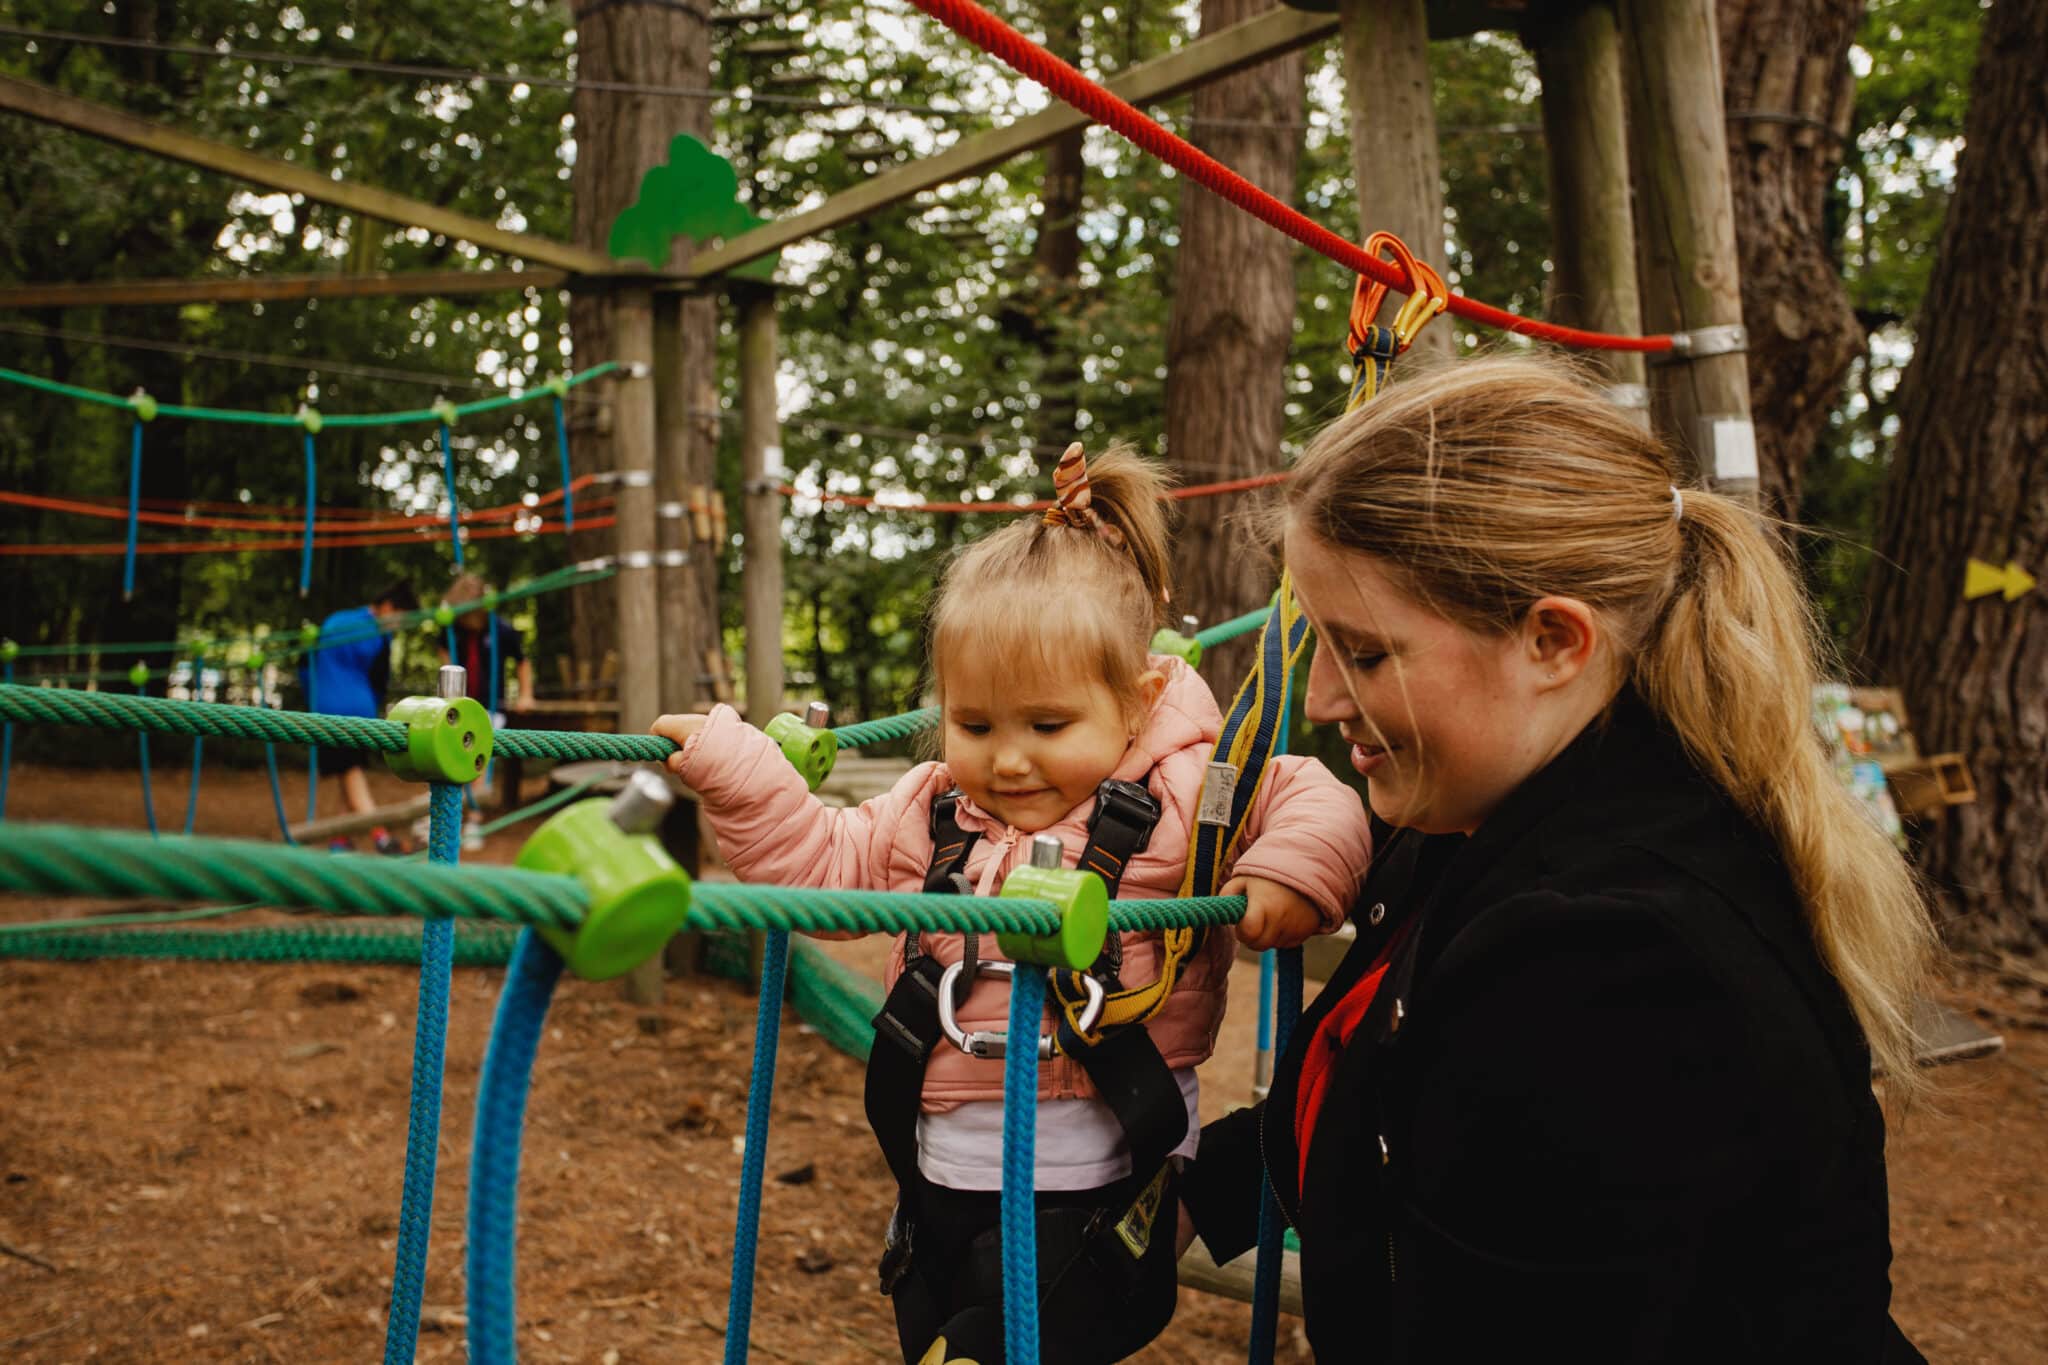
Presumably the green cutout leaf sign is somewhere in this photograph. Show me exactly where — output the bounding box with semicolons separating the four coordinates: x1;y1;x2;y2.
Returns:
607;134;778;281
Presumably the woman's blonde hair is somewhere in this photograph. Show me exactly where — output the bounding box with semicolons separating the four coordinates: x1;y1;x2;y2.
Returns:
1285;353;1935;1096
928;443;1175;724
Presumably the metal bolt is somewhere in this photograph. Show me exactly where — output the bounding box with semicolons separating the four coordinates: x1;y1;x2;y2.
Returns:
438;664;467;701
805;701;830;729
609;768;675;835
1181;614;1198;635
1030;834;1063;870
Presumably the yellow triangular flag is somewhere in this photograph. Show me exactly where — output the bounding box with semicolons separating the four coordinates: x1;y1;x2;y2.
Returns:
1964;558;2008;599
2003;561;2037;602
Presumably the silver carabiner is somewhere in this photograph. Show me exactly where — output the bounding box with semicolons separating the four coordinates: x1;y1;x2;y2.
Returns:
935;958;1106;1059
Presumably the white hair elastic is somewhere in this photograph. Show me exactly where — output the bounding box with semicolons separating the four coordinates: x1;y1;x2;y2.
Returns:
1670;485;1685;522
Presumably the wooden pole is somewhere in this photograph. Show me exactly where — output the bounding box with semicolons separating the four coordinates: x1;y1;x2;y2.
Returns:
1619;0;1757;497
737;288;785;729
1533;3;1649;422
611;286;664;1005
1337;0;1450;362
653;298;694;712
0;269;571;310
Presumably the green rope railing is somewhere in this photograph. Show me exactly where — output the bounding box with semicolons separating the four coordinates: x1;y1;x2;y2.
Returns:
0;362;621;430
829;707;939;749
0;823;1248;939
0;825;586;930
1195;605;1272;649
0;922;522;966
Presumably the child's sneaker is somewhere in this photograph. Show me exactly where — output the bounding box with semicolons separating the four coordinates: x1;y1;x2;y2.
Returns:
372;827;403;857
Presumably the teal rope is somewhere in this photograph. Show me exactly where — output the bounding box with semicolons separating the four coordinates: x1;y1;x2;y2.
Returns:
829;707;939;749
723;929;790;1364
1194;605;1271;649
0;362;620;429
1001;964;1045;1364
0;922;521;965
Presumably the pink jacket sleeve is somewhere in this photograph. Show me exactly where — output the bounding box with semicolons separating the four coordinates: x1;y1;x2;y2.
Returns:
1226;754;1373;931
673;705;937;923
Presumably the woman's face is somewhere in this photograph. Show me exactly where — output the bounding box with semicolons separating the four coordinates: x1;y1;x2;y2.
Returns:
1287;527;1573;836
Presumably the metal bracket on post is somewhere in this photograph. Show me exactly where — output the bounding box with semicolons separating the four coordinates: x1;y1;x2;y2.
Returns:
1603;383;1650;412
1657;324;1748;361
1697;414;1761;485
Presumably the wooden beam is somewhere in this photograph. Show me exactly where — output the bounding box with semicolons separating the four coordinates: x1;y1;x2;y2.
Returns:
0;74;621;276
680;8;1340;280
738;288;785;728
283;792;432;845
0;269;571;310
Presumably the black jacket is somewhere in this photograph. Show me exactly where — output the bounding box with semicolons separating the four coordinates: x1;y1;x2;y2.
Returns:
1181;697;1923;1363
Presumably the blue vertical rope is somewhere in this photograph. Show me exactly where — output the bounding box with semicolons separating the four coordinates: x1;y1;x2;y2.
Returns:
2;654;15;819
299;431;318;598
381;782;460;1365
1247;948;1303;1365
484;611;501;791
182;736;204;837
552;396;575;533
122;419;143;600
467;928;565;1365
263;743;296;844
439;421;464;567
724;929;791;1365
135;676;159;838
1002;965;1046;1365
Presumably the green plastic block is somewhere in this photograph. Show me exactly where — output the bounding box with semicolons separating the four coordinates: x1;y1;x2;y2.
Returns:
297;405;323;434
763;712;838;791
431;397;459;427
996;865;1108;970
518;798;694;981
383;693;494;784
128;661;149;688
1149;626;1203;669
299;622;321;650
433;603;457;628
128;389;157;422
546;374;570;399
0;639;18;664
246;649;266;671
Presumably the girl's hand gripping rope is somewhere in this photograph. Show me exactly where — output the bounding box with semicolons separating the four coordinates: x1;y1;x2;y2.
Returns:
650;712;710;779
1223;874;1326;952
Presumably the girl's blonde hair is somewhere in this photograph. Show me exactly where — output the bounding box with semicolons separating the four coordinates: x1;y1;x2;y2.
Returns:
1285;353;1935;1096
929;443;1175;723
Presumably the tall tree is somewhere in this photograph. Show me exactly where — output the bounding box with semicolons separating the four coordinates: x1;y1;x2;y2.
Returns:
1718;0;1867;517
1163;0;1305;690
1862;0;2048;951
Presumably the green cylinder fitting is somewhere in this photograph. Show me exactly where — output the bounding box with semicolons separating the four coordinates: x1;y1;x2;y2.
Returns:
0;638;18;664
433;603;457;628
431;397;459;427
546;374;571;399
995;865;1108;969
297;405;323;434
383;693;494;784
1149;626;1203;669
128;660;150;688
298;621;321;650
128;389;158;422
246;649;267;671
518;798;694;981
763;712;839;791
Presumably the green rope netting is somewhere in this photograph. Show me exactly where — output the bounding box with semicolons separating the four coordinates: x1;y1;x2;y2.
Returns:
0;361;619;430
829;707;939;749
0;922;522;966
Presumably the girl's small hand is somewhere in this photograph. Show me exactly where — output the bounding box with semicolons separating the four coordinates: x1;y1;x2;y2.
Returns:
1224;875;1325;952
650;712;709;776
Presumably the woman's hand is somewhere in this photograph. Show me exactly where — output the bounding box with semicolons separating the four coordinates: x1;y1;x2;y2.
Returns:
1225;876;1325;951
650;712;709;778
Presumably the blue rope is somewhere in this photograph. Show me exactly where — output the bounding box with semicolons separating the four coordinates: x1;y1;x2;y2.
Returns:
484;611;501;793
182;737;203;836
135;679;159;839
1247;947;1302;1364
122;418;143;600
299;430;318;597
1002;964;1045;1365
263;742;296;844
724;929;791;1365
467;928;565;1365
0;655;12;819
439;420;464;566
381;782;460;1365
552;396;575;532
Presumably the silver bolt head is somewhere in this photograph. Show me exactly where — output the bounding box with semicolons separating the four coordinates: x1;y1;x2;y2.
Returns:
609;768;674;835
1029;834;1063;870
437;664;468;700
804;701;831;729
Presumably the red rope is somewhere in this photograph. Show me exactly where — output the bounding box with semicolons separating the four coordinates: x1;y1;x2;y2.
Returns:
902;0;1673;355
0;477;602;534
0;515;611;558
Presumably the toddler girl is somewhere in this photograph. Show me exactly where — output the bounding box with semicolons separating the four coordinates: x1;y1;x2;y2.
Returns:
652;443;1371;1363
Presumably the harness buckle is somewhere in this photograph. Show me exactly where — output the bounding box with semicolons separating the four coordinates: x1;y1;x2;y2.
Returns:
936;959;1105;1059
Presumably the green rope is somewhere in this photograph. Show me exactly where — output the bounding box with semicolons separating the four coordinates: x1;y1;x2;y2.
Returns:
1106;896;1245;932
831;707;939;749
0;900;260;934
0;684;409;750
0;824;585;930
1195;606;1271;649
0;922;521;966
0;363;619;429
682;883;1069;937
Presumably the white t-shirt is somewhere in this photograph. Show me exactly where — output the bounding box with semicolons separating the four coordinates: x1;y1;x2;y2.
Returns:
915;1068;1201;1191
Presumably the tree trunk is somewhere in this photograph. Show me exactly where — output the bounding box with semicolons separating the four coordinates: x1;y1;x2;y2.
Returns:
1717;0;1865;518
1164;0;1305;692
566;0;713;693
1861;0;2048;952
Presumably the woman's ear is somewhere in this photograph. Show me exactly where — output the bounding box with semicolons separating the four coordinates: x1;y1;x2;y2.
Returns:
1523;596;1599;689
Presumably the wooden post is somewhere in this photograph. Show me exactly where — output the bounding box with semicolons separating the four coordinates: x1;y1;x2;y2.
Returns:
611;286;664;1005
1533;2;1649;424
738;287;786;729
653;298;693;713
1618;0;1757;497
1337;0;1450;362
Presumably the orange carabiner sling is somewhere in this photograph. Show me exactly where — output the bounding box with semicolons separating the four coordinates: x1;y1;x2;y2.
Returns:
1345;231;1449;411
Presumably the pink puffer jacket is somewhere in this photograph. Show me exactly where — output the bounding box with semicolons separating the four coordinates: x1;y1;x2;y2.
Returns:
674;656;1373;1108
